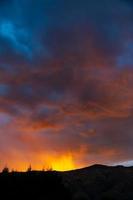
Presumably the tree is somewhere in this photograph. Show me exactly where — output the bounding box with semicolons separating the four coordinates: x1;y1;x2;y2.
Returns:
2;166;9;173
27;165;32;172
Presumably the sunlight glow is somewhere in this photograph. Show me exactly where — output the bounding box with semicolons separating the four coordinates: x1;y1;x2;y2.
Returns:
2;153;76;172
50;154;75;171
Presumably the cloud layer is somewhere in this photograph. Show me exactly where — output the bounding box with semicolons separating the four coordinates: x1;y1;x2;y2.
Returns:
0;0;133;170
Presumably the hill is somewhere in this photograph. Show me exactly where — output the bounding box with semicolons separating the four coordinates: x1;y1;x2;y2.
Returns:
62;164;133;200
0;170;72;200
0;165;133;199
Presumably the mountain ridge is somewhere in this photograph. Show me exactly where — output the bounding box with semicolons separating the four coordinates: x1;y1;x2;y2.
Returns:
0;164;133;200
61;164;133;200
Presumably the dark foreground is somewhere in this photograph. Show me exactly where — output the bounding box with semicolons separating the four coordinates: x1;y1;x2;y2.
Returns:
0;165;133;200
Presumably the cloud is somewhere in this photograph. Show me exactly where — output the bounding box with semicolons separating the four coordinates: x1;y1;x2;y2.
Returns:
0;0;133;170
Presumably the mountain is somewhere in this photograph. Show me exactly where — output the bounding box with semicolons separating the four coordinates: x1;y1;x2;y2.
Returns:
0;165;133;200
61;164;133;200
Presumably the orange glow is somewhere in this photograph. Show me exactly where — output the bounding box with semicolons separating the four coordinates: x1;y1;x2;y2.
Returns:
2;152;76;172
49;154;75;171
38;153;76;171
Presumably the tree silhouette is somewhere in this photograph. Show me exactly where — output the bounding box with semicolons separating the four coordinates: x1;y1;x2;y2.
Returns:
2;166;9;173
27;165;32;172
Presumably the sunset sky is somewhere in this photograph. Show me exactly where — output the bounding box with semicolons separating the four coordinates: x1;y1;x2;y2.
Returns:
0;0;133;171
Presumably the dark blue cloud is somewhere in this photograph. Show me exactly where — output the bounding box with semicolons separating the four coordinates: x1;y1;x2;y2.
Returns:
0;84;9;96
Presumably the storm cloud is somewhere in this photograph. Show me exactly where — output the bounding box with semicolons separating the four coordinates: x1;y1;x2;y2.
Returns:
0;0;133;170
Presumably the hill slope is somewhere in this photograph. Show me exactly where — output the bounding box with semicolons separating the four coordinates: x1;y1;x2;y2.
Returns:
0;165;133;199
0;170;72;200
62;164;133;200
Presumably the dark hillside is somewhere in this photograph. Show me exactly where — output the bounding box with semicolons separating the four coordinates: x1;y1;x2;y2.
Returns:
62;165;133;200
0;165;133;200
0;170;71;200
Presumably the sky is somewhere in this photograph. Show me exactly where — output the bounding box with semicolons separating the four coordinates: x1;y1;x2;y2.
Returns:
0;0;133;171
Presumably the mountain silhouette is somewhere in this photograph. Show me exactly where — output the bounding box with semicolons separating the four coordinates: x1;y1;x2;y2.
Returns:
62;164;133;200
0;165;133;200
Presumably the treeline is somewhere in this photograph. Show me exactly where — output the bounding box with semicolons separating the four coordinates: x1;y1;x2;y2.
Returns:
1;165;53;173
